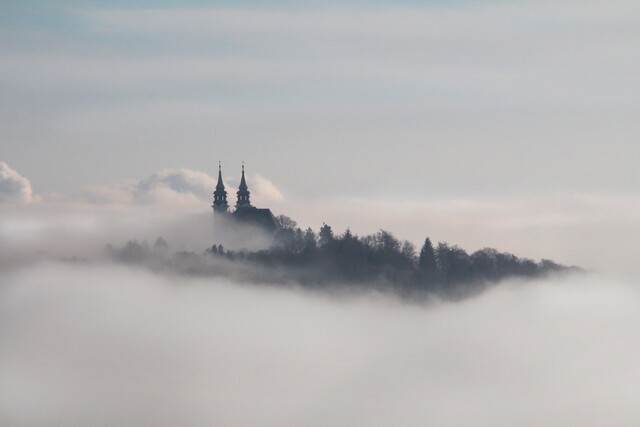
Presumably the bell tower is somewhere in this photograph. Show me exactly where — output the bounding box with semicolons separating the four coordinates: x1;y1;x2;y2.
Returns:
212;162;229;214
236;162;251;209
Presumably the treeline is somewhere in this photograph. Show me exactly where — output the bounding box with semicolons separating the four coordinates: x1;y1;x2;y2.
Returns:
104;214;575;299
203;215;574;298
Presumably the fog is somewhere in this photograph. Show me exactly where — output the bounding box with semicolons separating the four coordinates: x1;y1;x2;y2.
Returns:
1;260;638;426
0;204;273;271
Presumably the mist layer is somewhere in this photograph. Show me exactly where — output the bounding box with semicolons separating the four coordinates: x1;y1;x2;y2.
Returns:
1;262;638;426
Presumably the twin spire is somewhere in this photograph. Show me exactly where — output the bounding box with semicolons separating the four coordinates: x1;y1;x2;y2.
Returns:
236;163;251;208
212;162;251;213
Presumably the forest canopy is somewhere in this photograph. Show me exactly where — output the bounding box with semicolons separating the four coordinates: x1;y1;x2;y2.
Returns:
106;214;577;300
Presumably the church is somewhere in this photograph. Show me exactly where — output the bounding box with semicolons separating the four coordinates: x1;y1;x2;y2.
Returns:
212;163;278;231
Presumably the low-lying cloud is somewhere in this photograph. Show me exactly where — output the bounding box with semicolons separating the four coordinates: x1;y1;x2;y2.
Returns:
0;262;638;426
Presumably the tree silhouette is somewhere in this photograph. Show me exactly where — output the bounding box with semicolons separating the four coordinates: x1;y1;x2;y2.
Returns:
418;237;439;289
318;223;334;246
107;214;576;300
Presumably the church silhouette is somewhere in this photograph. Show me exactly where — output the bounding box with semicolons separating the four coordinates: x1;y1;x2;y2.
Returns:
212;163;278;231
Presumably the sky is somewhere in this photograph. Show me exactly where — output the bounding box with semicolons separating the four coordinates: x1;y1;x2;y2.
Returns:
1;0;640;272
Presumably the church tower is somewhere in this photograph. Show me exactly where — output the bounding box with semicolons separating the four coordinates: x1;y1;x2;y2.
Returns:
215;162;278;231
212;162;229;214
236;163;251;208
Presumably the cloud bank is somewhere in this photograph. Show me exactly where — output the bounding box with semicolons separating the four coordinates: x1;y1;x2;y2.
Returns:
0;262;638;426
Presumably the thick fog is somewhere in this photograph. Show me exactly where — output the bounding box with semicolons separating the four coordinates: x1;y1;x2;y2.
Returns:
1;261;639;426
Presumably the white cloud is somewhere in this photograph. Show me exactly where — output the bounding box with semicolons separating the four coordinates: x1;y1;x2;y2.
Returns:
249;173;285;204
78;168;284;209
0;161;36;204
78;168;214;208
135;168;215;204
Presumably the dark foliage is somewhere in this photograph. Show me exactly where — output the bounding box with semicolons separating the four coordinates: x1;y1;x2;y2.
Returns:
106;218;578;300
205;221;577;299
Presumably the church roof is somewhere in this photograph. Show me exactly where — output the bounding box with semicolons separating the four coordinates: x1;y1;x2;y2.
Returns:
233;206;278;231
214;162;276;231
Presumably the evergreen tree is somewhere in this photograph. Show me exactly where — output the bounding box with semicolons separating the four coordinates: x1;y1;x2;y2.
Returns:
318;223;334;246
419;237;438;285
342;228;354;240
303;227;317;252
